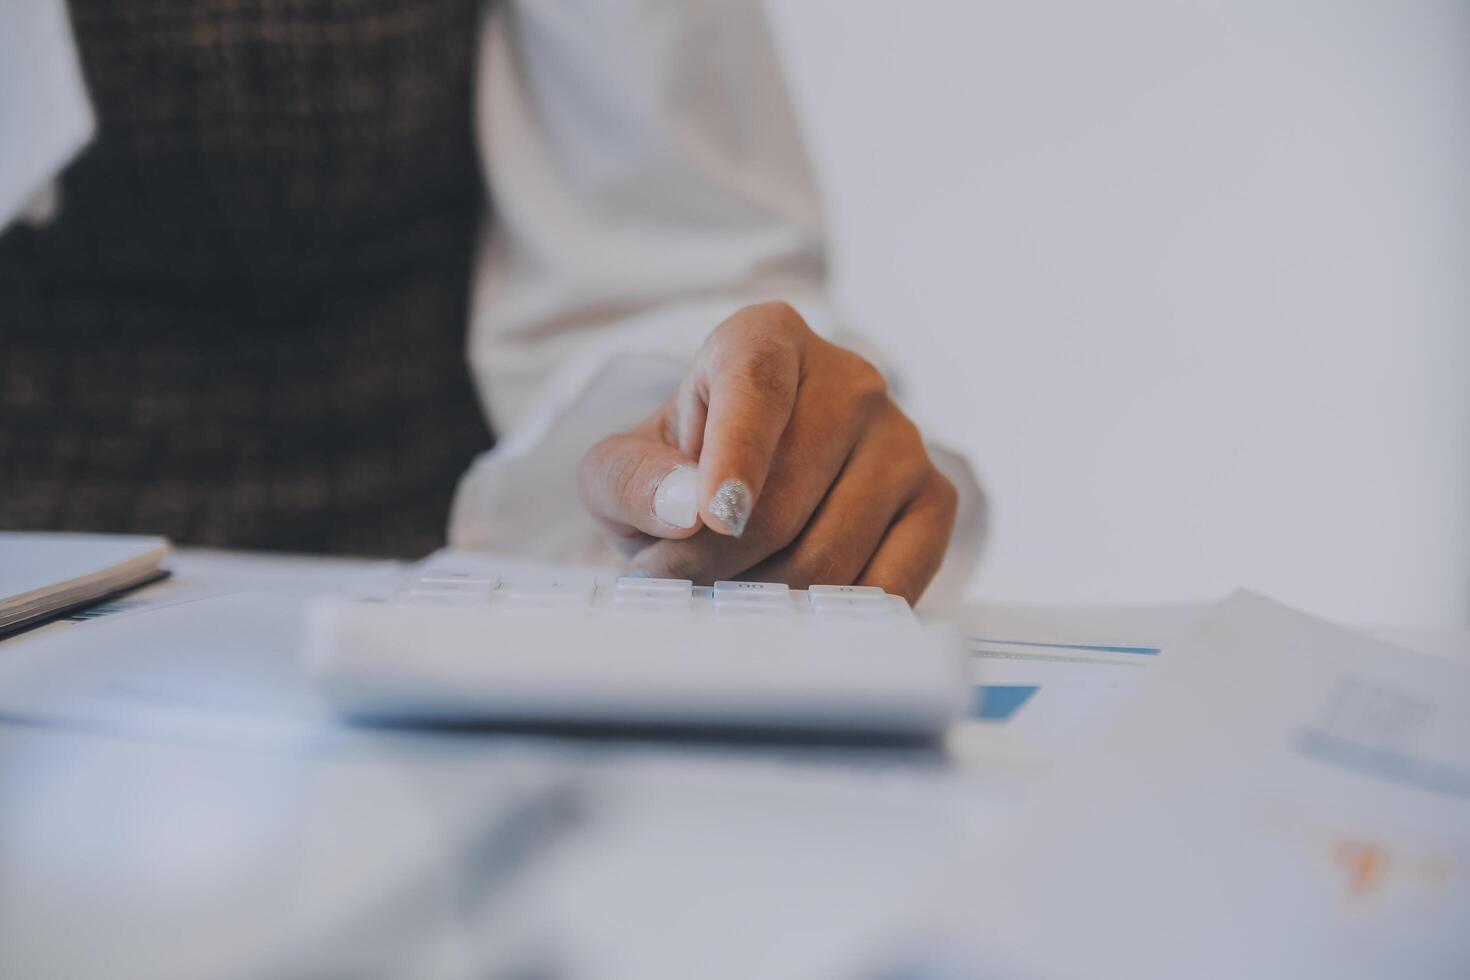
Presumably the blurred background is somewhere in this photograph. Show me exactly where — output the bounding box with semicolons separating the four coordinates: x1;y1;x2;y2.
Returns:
770;0;1470;628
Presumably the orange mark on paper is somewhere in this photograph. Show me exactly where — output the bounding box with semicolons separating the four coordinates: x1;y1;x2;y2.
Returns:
1334;841;1388;899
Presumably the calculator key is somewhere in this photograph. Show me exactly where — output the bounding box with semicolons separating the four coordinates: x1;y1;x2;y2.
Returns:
505;575;596;604
715;595;793;611
713;581;789;605
807;594;890;613
807;584;886;604
713;580;788;595
612;584;693;614
615;587;692;604
397;576;494;602
416;568;501;588
615;576;692;595
715;595;794;611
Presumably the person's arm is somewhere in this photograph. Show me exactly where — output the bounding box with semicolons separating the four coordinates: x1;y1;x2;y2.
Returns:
451;0;983;605
0;0;93;229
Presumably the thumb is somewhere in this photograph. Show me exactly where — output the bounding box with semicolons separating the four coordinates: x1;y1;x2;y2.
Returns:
578;426;704;541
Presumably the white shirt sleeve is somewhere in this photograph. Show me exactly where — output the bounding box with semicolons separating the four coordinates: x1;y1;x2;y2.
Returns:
0;0;93;229
451;0;983;605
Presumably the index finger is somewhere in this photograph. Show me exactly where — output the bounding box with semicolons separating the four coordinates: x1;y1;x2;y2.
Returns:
695;306;806;537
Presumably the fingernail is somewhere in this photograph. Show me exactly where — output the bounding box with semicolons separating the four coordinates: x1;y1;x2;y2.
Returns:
652;465;699;528
707;478;752;537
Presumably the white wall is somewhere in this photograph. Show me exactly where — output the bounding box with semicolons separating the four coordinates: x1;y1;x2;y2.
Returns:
769;0;1470;628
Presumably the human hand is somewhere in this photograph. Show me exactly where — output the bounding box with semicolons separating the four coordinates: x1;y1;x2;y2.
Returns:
577;302;957;604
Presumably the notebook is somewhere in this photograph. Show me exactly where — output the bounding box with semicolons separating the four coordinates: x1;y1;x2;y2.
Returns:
0;532;171;634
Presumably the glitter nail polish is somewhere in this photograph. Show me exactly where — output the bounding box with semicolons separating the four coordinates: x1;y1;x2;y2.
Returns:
707;479;752;537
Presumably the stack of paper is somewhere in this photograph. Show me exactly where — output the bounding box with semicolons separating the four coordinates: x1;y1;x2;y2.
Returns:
0;532;170;634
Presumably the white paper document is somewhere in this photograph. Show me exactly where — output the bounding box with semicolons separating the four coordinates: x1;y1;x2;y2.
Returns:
914;592;1470;979
947;604;1196;773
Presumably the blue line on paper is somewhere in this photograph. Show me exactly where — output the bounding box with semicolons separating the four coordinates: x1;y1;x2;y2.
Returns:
972;685;1040;721
969;637;1161;656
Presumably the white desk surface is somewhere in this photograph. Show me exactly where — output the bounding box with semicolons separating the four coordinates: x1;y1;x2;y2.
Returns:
0;549;1003;979
0;549;1461;979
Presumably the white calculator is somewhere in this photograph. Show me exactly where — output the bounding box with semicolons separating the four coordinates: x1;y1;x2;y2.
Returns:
304;552;968;740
